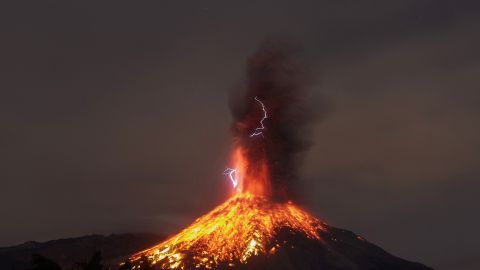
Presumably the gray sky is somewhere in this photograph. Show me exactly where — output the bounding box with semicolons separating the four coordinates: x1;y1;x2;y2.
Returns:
1;1;479;269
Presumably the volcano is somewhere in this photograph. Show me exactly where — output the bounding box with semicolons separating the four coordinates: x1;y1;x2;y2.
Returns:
126;193;432;270
124;42;433;270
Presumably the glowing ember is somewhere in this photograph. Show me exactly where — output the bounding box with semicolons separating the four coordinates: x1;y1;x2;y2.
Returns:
129;192;326;269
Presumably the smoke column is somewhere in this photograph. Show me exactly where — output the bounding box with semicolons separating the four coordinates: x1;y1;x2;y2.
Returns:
230;41;316;201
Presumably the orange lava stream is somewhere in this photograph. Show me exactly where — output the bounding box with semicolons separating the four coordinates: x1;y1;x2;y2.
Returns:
129;192;326;269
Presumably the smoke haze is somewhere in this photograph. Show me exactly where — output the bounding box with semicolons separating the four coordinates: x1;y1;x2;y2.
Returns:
230;41;319;200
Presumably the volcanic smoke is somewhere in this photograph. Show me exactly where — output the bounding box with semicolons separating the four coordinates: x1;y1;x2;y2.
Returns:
228;41;314;201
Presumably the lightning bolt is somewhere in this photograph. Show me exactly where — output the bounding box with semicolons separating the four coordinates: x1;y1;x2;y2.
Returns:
224;167;239;189
249;96;268;137
224;97;268;191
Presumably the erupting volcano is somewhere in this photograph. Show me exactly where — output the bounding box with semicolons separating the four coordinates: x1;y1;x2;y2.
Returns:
125;42;433;270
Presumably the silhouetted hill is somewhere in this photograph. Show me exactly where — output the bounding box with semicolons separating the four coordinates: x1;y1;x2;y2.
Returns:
0;233;164;270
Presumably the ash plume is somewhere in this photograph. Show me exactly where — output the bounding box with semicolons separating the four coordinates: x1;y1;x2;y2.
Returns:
230;41;317;201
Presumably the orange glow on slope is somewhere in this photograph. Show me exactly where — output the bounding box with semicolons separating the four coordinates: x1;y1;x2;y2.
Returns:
129;192;326;269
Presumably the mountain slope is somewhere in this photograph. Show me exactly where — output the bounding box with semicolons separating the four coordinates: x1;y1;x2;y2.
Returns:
0;233;164;270
126;194;433;270
229;226;434;270
0;228;433;270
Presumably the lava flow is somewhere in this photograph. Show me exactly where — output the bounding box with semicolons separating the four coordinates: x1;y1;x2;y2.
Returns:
129;193;326;269
126;42;322;269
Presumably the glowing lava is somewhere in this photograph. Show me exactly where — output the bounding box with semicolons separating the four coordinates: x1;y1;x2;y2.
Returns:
129;193;326;269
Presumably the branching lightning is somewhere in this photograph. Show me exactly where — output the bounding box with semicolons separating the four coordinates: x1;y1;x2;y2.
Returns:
249;96;268;137
224;167;239;189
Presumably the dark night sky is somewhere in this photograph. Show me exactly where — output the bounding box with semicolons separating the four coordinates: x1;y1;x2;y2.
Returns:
1;1;480;269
